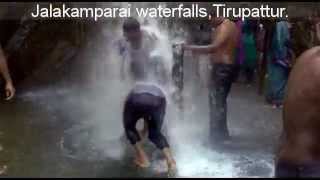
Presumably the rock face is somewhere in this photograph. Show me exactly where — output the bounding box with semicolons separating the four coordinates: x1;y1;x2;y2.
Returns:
0;3;122;91
0;3;91;90
6;20;84;89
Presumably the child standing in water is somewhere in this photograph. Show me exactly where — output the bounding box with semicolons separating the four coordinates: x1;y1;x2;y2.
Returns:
122;82;176;173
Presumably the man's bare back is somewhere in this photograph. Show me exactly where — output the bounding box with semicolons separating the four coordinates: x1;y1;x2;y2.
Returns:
276;46;320;177
211;19;238;65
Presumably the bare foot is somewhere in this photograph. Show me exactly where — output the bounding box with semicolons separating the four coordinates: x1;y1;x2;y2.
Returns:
167;160;177;176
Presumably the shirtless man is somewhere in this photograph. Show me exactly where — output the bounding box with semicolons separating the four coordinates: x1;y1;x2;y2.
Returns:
0;46;15;100
183;12;239;143
275;46;320;178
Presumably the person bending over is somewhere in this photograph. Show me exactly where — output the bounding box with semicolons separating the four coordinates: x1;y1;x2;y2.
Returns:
123;82;176;172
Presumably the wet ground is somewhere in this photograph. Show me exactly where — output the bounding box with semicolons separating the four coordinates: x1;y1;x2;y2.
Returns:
0;78;282;177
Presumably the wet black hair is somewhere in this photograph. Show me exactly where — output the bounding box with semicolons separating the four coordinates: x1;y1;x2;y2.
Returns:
122;17;140;32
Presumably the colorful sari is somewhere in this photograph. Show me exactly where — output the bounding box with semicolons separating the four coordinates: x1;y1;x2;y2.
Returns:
266;21;291;106
242;20;258;80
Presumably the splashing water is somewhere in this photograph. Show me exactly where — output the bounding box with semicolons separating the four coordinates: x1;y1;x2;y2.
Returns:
17;2;276;178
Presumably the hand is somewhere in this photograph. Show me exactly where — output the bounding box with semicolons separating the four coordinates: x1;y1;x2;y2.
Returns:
5;81;15;100
167;160;177;177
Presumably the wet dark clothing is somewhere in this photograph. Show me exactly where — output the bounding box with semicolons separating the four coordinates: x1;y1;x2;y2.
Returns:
275;161;320;178
131;83;165;98
266;21;291;106
209;63;237;141
123;84;169;150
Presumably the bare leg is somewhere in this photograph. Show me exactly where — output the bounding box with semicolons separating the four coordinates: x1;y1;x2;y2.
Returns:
133;141;150;168
162;147;176;172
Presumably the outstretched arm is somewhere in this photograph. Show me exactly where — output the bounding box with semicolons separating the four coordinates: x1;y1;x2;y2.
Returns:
0;46;15;100
184;23;229;54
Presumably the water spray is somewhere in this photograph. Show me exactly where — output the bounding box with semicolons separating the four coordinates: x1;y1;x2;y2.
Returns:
171;43;185;111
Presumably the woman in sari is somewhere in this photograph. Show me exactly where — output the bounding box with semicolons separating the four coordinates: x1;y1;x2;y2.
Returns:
242;19;258;86
266;20;292;108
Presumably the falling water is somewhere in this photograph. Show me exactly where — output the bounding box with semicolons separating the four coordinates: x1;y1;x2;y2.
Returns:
16;2;276;178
